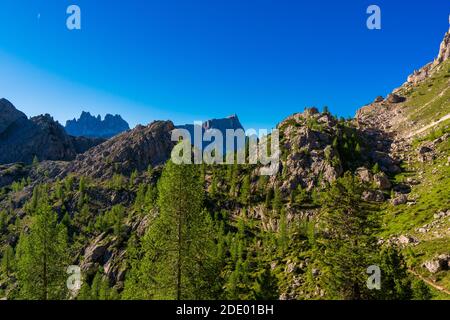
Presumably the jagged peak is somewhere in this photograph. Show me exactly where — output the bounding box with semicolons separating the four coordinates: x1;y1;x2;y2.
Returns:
65;111;130;138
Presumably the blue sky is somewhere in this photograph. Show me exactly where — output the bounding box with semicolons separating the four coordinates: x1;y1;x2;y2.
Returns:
0;0;448;130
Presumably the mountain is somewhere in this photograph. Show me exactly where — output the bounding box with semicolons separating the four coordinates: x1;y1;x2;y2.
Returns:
0;99;104;165
65;111;130;139
176;114;246;155
0;30;449;300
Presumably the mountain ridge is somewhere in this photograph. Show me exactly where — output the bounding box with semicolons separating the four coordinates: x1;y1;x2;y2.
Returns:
65;111;130;139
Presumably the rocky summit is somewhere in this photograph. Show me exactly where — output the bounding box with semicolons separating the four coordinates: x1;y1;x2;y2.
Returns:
65;111;130;139
176;114;246;155
0;99;103;165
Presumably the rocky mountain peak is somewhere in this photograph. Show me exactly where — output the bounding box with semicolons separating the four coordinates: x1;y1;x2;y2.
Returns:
407;29;450;85
434;28;450;66
64;120;175;179
65;111;130;139
0;100;104;164
0;98;27;135
202;114;244;131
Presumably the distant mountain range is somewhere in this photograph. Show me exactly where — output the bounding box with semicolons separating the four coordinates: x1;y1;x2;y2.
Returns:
0;101;247;165
0;99;104;164
65;111;130;139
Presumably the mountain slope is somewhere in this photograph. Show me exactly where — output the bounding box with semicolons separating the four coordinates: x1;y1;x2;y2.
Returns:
0;30;449;300
0;99;103;165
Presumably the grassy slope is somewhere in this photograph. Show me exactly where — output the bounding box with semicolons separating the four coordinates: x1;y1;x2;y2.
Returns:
399;60;450;130
381;67;450;298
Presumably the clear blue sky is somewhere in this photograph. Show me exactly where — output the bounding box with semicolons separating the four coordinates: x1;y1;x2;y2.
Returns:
0;0;449;130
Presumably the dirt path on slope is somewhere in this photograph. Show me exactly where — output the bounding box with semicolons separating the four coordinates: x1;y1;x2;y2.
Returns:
408;269;450;296
407;113;450;138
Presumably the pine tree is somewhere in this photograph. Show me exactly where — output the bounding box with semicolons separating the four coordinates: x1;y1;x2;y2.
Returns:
1;245;15;276
372;163;381;174
0;209;7;231
412;279;432;300
127;160;219;300
16;192;69;300
32;155;39;167
272;188;282;215
253;265;279;300
77;282;91;300
378;246;413;300
90;272;101;300
210;172;219;198
239;175;251;205
265;188;274;209
315;172;379;300
129;169;138;188
278;208;288;254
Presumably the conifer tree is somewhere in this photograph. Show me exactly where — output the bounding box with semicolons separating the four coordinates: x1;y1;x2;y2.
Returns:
272;187;282;215
1;245;15;276
240;175;251;205
265;188;274;209
378;246;413;300
278;208;288;254
412;279;432;300
16;191;69;300
315;172;379;300
128;160;219;300
253;265;279;300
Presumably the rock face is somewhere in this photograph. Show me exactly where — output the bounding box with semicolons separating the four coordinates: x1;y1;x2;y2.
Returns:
64;120;175;179
434;29;450;66
65;111;130;139
271;111;343;194
176;114;245;156
0;99;103;164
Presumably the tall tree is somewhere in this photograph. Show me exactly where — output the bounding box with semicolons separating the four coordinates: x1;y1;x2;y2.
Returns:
239;175;251;205
15;190;69;300
1;245;15;276
315;172;379;300
127;160;219;300
378;246;413;300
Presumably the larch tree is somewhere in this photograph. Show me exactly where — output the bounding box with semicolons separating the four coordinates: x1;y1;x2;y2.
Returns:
130;160;219;300
314;172;379;300
16;189;69;300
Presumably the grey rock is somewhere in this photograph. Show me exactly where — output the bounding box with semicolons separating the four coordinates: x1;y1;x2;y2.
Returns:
386;93;405;104
65;111;130;139
391;194;408;206
423;254;450;273
373;172;391;190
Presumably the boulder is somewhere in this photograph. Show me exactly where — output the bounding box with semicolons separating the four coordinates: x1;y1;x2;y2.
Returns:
423;254;450;273
362;190;385;202
356;167;372;183
391;194;408;206
373;172;391;190
386;93;405;104
397;235;418;245
373;96;384;103
81;233;109;272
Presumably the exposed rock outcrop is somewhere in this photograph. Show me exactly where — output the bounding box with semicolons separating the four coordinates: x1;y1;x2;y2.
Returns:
423;254;450;273
64;120;175;179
